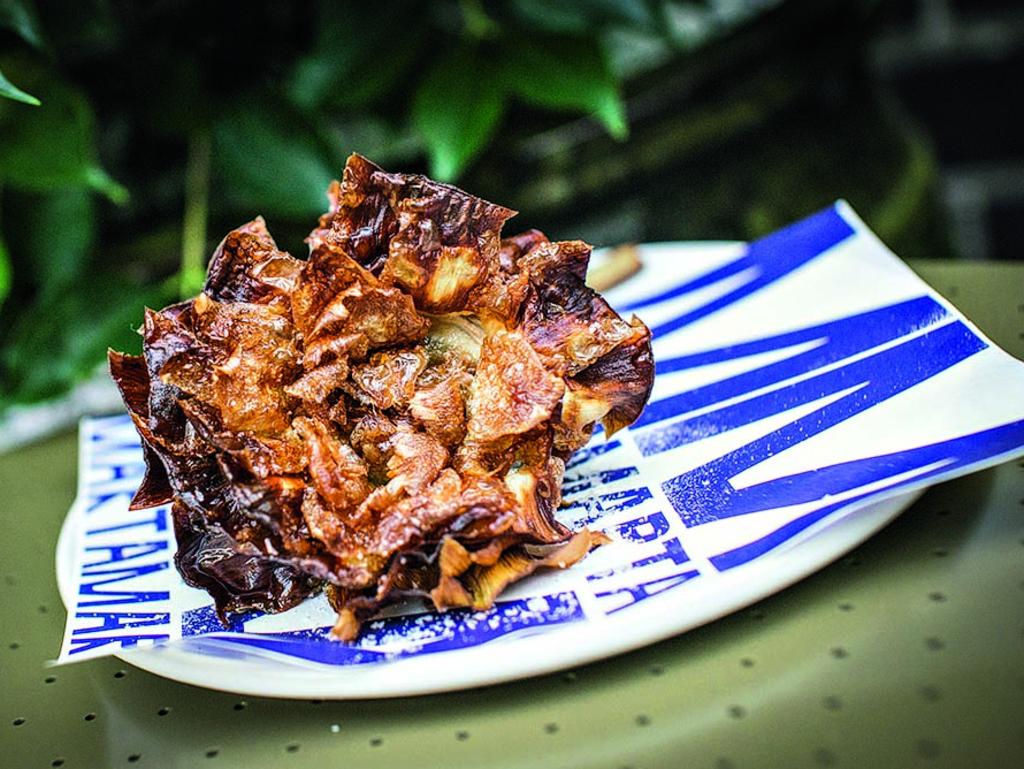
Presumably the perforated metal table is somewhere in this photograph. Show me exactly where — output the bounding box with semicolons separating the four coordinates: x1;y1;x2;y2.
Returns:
2;260;1022;769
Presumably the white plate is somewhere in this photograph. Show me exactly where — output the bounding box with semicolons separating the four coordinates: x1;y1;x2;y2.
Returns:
61;212;1021;698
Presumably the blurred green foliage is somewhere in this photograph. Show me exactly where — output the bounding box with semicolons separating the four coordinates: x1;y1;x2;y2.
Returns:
0;0;949;415
0;0;689;412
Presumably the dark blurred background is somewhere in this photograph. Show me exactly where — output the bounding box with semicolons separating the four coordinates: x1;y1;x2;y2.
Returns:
0;0;1020;427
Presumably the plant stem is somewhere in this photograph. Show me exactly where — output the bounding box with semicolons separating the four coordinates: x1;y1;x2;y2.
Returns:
0;185;11;311
179;130;211;299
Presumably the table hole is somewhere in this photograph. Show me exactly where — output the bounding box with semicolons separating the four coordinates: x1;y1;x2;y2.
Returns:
917;739;940;759
455;730;470;741
158;707;170;717
544;722;559;734
44;676;56;684
285;744;300;753
309;699;323;706
369;737;383;747
715;759;736;769
205;749;219;759
127;755;141;763
649;666;664;676
822;696;842;711
727;705;746;719
931;548;948;557
919;685;941;702
830;646;849;659
114;670;127;679
38;605;48;614
12;718;25;726
233;701;247;711
330;724;341;734
635;714;651;726
925;637;944;651
740;657;755;668
813;748;836;767
84;712;97;721
838;602;854;612
928;592;947;602
51;760;64;768
8;642;19;650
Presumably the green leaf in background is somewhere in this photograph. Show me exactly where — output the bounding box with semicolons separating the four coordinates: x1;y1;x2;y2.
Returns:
2;187;96;290
0;0;45;49
287;2;425;111
319;115;423;169
0;59;127;201
212;99;337;220
0;271;176;406
0;67;40;105
508;0;656;35
413;47;505;181
500;34;628;140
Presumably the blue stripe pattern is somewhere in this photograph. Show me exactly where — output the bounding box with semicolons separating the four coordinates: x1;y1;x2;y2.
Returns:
180;591;584;666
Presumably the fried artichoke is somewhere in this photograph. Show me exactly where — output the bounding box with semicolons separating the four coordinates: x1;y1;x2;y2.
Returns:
109;154;654;640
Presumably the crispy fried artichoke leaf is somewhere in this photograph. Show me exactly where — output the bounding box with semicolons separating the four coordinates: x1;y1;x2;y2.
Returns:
108;153;653;639
310;154;517;314
204;217;303;308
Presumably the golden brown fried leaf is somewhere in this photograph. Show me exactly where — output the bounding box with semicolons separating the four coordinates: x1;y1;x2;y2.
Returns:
349;348;427;411
293;416;371;512
457;530;605;611
465;330;564;443
205;217;303;309
408;374;467;446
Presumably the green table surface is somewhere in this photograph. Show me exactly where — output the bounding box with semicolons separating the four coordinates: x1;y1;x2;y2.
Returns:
2;261;1023;769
